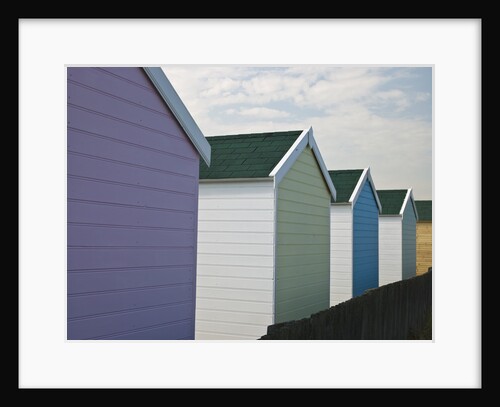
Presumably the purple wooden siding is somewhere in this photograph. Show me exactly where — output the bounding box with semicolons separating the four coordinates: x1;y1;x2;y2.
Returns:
67;67;200;340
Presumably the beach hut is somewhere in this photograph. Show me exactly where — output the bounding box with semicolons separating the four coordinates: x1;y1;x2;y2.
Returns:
415;200;432;275
377;189;419;286
67;67;211;340
196;127;336;339
328;168;382;306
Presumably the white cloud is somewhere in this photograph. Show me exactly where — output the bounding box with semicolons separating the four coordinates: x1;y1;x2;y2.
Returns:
416;92;431;102
309;106;432;199
161;65;432;199
373;89;410;111
200;77;241;97
236;107;290;119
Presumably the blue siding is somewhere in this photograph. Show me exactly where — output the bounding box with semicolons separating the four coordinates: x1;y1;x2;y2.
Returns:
402;200;417;280
353;180;379;297
67;67;200;340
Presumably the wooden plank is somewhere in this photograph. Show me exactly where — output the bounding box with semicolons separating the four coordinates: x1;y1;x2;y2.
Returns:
198;231;273;245
198;242;273;257
69;67;170;114
416;222;432;276
68;284;193;319
67;127;197;176
68;106;196;158
198;209;273;222
68;201;195;229
68;152;197;194
196;298;273;314
196;309;273;326
68;177;196;212
197;253;273;268
195;264;272;280
199;197;273;211
197;274;272;291
68;303;193;339
199;181;273;199
68;224;194;247
68;247;194;271
68;81;184;138
68;267;193;294
99;67;154;88
199;220;273;234
197;287;273;303
195;320;268;338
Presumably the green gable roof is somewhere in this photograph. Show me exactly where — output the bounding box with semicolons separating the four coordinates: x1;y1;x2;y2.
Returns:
377;189;408;215
328;169;364;203
199;130;303;179
415;200;432;221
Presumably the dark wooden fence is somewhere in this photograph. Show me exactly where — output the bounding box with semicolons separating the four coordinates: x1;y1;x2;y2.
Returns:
260;270;432;340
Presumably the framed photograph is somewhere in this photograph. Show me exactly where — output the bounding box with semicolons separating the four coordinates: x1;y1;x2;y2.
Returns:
19;19;481;388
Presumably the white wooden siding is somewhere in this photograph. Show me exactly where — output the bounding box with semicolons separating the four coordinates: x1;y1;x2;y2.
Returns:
195;180;275;340
330;205;353;306
402;201;417;280
379;216;402;286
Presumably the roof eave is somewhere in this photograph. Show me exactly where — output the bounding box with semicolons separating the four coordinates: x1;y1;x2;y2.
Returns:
308;129;337;201
400;188;419;221
143;67;211;166
269;128;309;181
269;127;337;201
199;177;273;183
348;167;383;213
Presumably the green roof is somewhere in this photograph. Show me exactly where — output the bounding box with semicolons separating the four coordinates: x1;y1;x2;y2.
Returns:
328;169;364;203
199;130;303;179
377;189;408;215
415;200;432;221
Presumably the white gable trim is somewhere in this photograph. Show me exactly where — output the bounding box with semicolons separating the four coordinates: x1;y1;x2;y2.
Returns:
349;168;367;207
308;130;337;201
143;67;211;166
269;128;309;184
400;188;419;221
349;168;382;213
269;127;337;201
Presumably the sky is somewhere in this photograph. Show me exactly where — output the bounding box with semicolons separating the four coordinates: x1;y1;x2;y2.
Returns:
162;66;432;200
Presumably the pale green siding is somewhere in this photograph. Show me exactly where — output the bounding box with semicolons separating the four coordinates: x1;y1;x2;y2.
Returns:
275;147;331;323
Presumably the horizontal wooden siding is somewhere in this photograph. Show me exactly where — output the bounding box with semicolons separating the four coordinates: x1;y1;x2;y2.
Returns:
195;180;275;340
67;67;200;340
416;222;432;276
330;205;353;306
276;147;330;323
352;180;379;296
379;217;402;286
402;202;417;280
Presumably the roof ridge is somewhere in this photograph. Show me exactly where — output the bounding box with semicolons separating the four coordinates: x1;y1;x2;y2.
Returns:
206;130;303;139
377;189;410;215
328;169;365;203
377;189;409;193
415;200;432;221
328;169;364;174
200;129;304;180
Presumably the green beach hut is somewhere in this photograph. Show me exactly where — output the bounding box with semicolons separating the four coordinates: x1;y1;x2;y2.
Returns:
195;127;336;339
